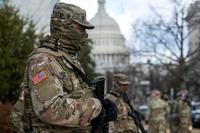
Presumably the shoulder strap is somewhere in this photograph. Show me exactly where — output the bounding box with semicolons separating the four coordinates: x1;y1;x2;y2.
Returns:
123;93;147;133
122;93;134;112
62;56;92;87
109;92;117;97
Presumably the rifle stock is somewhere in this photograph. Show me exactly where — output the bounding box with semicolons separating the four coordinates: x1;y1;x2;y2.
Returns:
91;78;117;133
91;78;108;133
91;78;105;102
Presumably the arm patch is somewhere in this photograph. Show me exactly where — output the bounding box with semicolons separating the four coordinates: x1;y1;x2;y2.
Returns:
32;71;48;85
33;78;60;103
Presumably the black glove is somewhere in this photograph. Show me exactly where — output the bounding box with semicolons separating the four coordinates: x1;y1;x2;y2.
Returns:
91;99;117;133
91;107;105;133
102;99;117;122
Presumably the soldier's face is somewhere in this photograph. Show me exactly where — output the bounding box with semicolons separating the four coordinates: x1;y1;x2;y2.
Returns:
72;23;87;37
71;23;88;46
119;84;129;92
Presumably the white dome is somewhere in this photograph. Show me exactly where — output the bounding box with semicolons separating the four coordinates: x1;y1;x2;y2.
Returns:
90;9;121;33
88;0;130;74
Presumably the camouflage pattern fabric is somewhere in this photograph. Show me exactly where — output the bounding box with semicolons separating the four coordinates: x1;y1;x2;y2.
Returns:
148;94;170;133
177;100;192;133
106;74;138;133
169;90;191;133
168;100;179;133
22;47;101;132
10;2;101;133
47;2;94;55
10;82;27;133
51;2;94;31
106;94;138;133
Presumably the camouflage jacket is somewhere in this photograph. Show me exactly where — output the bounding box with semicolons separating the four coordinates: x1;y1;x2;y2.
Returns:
148;98;170;122
177;100;191;125
10;47;102;133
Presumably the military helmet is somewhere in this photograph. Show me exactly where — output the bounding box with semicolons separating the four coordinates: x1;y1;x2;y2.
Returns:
177;89;189;100
162;94;169;101
51;2;94;32
113;73;130;85
151;89;161;96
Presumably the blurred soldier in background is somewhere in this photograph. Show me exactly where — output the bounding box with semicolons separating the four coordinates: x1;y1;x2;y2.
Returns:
169;96;179;133
161;94;170;132
147;90;170;133
10;2;117;133
162;94;169;102
169;89;192;133
106;73;138;133
147;90;157;106
176;90;192;133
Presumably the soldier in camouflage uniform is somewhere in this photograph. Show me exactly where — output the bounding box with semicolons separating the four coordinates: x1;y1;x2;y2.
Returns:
176;90;192;133
106;74;138;133
10;2;117;133
147;90;170;133
147;89;157;107
168;95;180;133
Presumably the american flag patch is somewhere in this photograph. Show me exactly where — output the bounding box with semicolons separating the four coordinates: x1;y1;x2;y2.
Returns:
32;71;48;85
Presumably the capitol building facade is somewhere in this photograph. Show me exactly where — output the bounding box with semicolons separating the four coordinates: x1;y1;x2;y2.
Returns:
88;0;130;74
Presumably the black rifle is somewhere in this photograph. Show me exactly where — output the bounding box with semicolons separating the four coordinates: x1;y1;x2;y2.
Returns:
91;78;108;133
87;77;117;133
123;93;147;133
91;78;105;102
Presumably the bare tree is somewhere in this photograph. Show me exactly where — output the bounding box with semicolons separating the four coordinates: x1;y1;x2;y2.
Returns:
133;0;200;93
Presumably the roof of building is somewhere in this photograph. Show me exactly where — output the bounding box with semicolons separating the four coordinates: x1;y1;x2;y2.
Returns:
89;0;121;33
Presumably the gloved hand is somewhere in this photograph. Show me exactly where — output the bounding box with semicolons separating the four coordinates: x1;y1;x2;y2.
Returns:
91;99;117;133
102;99;117;122
91;107;105;133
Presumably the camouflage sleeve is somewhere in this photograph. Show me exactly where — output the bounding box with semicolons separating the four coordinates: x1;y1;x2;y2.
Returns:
28;53;102;127
146;101;152;121
165;102;170;115
10;88;25;133
164;102;170;129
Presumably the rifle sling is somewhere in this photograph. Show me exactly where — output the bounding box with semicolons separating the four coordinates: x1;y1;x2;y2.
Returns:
122;93;146;133
62;56;92;87
122;93;134;112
